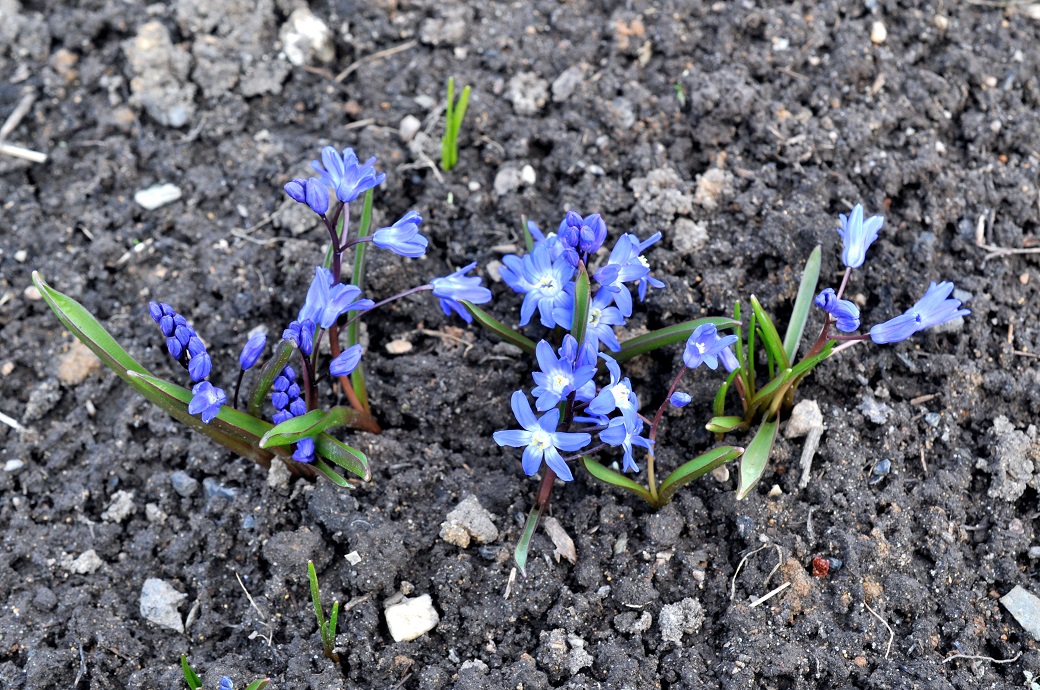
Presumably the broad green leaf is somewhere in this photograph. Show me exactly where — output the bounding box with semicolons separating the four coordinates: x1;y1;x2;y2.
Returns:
245;681;270;690
615;317;740;363
657;446;744;505
314;436;369;480
247;340;295;418
570;263;591;346
260;406;368;448
736;418;779;500
580;456;654;504
180;656;202;690
783;245;822;362
705;416;747;434
514;504;542;576
750;295;790;371
462;301;537;355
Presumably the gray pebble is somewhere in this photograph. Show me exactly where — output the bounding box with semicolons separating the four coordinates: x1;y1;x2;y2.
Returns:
139;578;187;633
203;477;237;501
170;471;198;498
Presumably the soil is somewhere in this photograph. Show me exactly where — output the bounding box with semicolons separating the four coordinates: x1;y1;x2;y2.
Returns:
2;0;1039;688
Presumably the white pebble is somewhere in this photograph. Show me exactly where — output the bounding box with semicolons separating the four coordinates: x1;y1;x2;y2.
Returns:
4;459;25;472
345;551;362;566
399;115;422;142
467;181;481;192
520;165;536;185
140;578;187;633
69;549;104;574
870;21;887;45
14;250;27;263
385;594;440;642
386;339;413;355
134;184;182;210
23;285;42;301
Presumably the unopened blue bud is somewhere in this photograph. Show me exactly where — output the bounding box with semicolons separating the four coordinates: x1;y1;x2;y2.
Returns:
239;332;266;370
669;392;692;408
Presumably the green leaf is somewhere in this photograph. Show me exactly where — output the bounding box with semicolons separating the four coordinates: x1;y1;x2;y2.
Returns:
615;317;740;363
308;560;326;638
260;406;367;448
310;457;349;487
746;308;757;396
514;504;542;576
180;655;202;690
328;600;340;641
705;416;747;434
657;446;744;505
580;456;654;503
750;295;790;371
713;368;741;417
736;418;779;500
461;301;536;355
783;245;822;362
349;189;375;412
790;340;835;379
245;681;270;690
314;435;369;481
442;76;455;168
247;340;295;418
570;263;591;346
520;214;534;252
746;368;793;417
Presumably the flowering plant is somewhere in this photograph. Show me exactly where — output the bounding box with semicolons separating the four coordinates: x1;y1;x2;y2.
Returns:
32;145;491;486
181;657;269;690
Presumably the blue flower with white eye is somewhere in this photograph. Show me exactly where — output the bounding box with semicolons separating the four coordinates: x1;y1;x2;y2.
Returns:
553;288;625;353
814;288;861;332
188;381;226;423
592;235;651;317
372;211;427;258
600;416;653;473
588;355;639;425
530;337;597;411
311;146;386;203
297;267;373;329
835;204;884;269
493;391;591;481
518;243;575;327
430;262;493;323
683;323;739;370
869;281;970;344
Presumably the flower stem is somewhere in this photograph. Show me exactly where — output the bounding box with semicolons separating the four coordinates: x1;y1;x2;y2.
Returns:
341;285;434;330
233;369;245;409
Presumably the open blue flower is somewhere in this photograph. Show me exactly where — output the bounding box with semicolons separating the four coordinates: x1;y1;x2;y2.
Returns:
431;262;492;323
814;288;861;332
588;354;639;424
592;235;651;317
284;178;330;215
499;254;534;294
298;267;372;328
373;211;427;258
330;344;363;377
835;204;884;269
531;337;597;411
600;416;653;473
188;381;225;423
493;391;591;481
311;146;386;203
683;323;739;370
869;281;970;344
552;288;625;353
519;243;575;327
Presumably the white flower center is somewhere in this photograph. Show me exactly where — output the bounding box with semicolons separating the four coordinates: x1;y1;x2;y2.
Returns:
638;255;650;268
552;374;570;391
589;308;601;326
612;384;630;407
536;276;557;293
531;429;553;451
694;341;707;354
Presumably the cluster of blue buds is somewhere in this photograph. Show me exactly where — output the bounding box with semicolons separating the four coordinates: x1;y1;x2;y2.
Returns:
149;302;225;423
812;204;970;346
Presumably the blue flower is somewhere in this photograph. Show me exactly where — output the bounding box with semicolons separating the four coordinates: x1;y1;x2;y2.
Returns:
293;436;315;463
592;235;651;317
720;346;740;373
431;262;493;323
282;319;316;357
530;337;597;411
148;302;214;382
519;243;575;327
284;178;330;215
239;332;267;370
552;288;625;353
588;354;639;425
493;391;591;481
219;677;233;690
499;254;534;294
814;288;861;332
298;267;373;328
683;323;739;370
669;392;692;408
600;416;653;473
330;344;363;377
835;204;883;269
188;381;225;423
373;211;427;258
869;281;970;344
271;365;300;417
311;146;386;203
557;210;608;257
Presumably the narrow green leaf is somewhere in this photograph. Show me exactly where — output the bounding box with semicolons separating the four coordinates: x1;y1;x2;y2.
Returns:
328;600;340;640
314;436;369;480
747;368;793;416
657;446;744;505
746;310;757;396
260;406;366;448
570;263;591;346
514;504;542;576
615;317;740;363
750;295;790;371
308;561;326;635
461;301;537;355
245;681;270;690
783;245;822;362
310;457;350;487
713;368;741;417
349;189;375;412
705;416;747;434
248;340;295;418
453;86;471;134
521;214;534;252
790;340;835;379
442;76;455;168
580;456;654;503
180;656;202;690
736;418;779;500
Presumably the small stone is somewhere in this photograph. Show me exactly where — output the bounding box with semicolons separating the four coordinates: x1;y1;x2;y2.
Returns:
467;181;481;192
924;412;941;427
1001;585;1040;640
493;167;522;196
267;458;291;492
203;477;237;501
735;515;754;538
399;115;422;142
767;484;783;497
543;517;577;564
13;250;27;263
785;399;822;438
659;597;705;643
279;8;334;67
870;458;891;484
23;285;42;301
506;72;548;115
101;490;135;522
4;459;25;472
385;594;439;642
69;549;104;574
551;64;585;102
693;168;735;211
520;165;536;185
671;218;709;254
439;495;500;548
386;339;413;355
140;578;187;633
145;503;167;524
934;14;949;30
345;551;362;566
170;470;198;498
134;184;182;210
711;464;730;483
870;21;887;44
613;611;653;634
859;395;892;424
1;361;13;376
57;340;101;386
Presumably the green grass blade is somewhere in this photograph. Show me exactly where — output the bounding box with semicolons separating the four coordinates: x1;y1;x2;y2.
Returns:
713;368;740;417
705;416;747;434
514;504;542;576
736;418;779;499
750;295;790;370
521;215;534;252
329;600;340;640
442;76;455;168
783;245;822;362
308;561;326;634
746;310;757;395
247;340;295;417
260;406;368;448
657;446;744;505
615;317;740;363
461;301;537;355
451;85;471;169
349;189;375;412
180;656;202;690
245;681;270;690
580;456;654;503
746;368;793;416
570;263;591;346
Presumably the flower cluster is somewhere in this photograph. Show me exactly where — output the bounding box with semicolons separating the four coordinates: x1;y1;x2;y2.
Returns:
149;302;226;423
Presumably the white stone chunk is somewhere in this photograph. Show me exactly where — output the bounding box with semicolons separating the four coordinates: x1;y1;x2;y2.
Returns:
134;184;182;210
140;578;187;633
385;594;440;642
